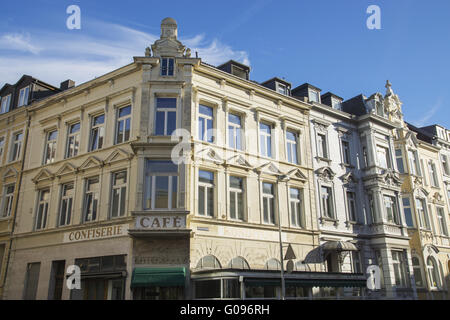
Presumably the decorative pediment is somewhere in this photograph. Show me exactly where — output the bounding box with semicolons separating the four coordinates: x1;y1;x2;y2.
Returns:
196;148;224;164
32;168;54;184
55;163;77;178
104;148;133;165
224;154;252;170
285;168;307;182
79;156;104;171
432;192;443;203
379;170;401;186
404;131;419;149
2;167;18;181
255;162;283;176
415;187;429;198
340;171;357;184
316;166;335;182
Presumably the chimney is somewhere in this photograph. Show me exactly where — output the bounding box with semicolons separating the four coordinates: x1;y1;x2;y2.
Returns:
60;79;75;91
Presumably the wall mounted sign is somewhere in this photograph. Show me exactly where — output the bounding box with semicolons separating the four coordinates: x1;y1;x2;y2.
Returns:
135;215;186;230
63;224;129;243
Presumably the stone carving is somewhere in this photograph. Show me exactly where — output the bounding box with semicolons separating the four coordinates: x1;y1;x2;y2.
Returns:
151;17;186;58
145;47;151;57
383;80;404;123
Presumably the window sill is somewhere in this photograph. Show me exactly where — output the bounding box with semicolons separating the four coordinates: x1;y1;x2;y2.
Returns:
340;163;354;169
315;156;331;163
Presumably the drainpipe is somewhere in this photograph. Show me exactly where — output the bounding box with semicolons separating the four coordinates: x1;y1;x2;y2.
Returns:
3;109;31;295
277;175;285;300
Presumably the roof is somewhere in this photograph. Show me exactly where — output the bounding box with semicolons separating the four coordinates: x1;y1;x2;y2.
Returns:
260;77;292;87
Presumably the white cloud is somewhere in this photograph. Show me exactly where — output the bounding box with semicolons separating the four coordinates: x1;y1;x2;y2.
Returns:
0;21;250;88
412;98;442;127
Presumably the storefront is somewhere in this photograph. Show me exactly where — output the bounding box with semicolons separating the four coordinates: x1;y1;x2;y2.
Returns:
131;267;186;299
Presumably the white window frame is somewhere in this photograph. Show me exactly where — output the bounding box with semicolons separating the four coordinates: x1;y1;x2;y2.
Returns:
18;86;30;107
1;184;15;218
384;195;399;224
0;136;5;164
441;154;449;176
286;130;299;164
346;191;357;222
83;177;100;223
416;198;430;230
35;189;50;230
155;98;177;136
228;112;243;150
160;57;175;76
392;250;408;288
395;148;405;173
110;171;128;218
89;114;105;152
309;90;319;103
289;187;303;227
320;185;334;219
317;133;328;159
408;150;419;176
198;170;214;217
115;105;132;144
436;206;448;236
43;130;58;165
412;256;425;288
341;140;351;165
277;83;287;95
428;161;439;187
198;104;214;143
376;145;391;169
229;176;244;221
0;94;11;113
58;183;74;227
427;257;441;289
9;131;23;162
66;122;80;158
262;182;276;225
259;122;272;158
402;197;415;228
144;161;178;210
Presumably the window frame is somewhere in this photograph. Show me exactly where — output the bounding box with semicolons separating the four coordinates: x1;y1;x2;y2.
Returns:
58;183;74;227
35;189;50;230
198;170;215;217
317;133;328;159
383;195;399;225
88;114;105;152
228;112;243;150
376;145;391;169
9;131;23;162
66;122;80;158
346;191;357;222
416;198;431;230
154;97;177;136
395;148;405;173
143;160;178;210
259;122;273;158
0;94;11;114
229;175;244;221
18;86;30;107
198;104;214;143
115;105;132;144
43;129;58;165
1;184;15;218
341;140;351;165
286;130;299;164
436;206;448;236
110;170;128;218
289;187;304;228
160;57;175;76
391;250;408;288
83;176;100;223
320;185;334;219
262;182;276;225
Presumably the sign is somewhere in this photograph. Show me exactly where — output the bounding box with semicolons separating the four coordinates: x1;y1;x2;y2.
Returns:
135;215;186;230
63;224;129;243
284;244;296;260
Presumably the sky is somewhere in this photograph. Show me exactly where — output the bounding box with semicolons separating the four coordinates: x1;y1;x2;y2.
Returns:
0;0;449;128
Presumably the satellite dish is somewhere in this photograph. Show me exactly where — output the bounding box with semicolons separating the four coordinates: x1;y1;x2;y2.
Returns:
286;260;294;273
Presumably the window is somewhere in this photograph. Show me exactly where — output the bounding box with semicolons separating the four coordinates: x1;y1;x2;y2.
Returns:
66;122;80;158
420;159;428;185
317;133;328;158
115;105;131;144
277;83;288;95
35;189;50;230
259;123;272;158
228;113;242;150
59;183;73;226
144;160;178;210
384;195;399;224
89;114;104;151
362;147;369;167
442;155;450;175
368;194;376;223
392;251;408;287
351;251;362;273
49;261;65;300
155;98;176;136
412;257;424;288
290;188;303;227
395;149;405;173
1;185;14;218
10;132;23;162
427;257;441;289
375;250;385;289
18;86;30;107
198;170;214;217
83;177;99;222
375;102;384;117
428;161;439;187
416;198;430;230
377;146;390;169
161;57;174;76
321;186;334;219
346;191;357;222
0;136;4;162
436;207;448;236
111;171;127;218
23;262;40;300
0;94;11;113
229;176;244;220
402;197;414;227
331;98;341;109
408;150;419;175
198;105;213;142
286;131;299;164
309;90;319;103
341;140;351;165
43;130;58;164
262;182;275;224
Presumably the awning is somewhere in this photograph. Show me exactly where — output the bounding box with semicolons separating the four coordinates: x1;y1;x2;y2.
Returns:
131;267;186;287
322;241;358;252
244;278;365;288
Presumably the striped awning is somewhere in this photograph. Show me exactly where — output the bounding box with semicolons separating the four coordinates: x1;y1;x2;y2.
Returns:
322;241;358;252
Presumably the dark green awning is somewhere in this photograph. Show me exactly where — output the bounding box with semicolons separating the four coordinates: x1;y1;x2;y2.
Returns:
131;267;186;287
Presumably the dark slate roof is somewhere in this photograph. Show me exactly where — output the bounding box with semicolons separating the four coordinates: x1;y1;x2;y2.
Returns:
341;94;367;116
406;122;434;144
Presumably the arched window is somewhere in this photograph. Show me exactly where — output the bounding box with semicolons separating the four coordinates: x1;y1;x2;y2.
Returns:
427;257;441;289
265;258;281;270
196;255;221;269
227;257;250;270
412;256;424;288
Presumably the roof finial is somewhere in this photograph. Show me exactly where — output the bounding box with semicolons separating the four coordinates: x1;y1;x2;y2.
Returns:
385;80;393;95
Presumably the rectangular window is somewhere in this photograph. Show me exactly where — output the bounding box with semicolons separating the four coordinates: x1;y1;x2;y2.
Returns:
10;132;23;162
49;261;65;300
363;147;369;167
290;188;303;227
309;90;319;103
377;146;390;169
23;262;41;300
144;160;178;210
115;105;131;144
346;191;357;222
331;98;341;109
111;171;127;218
83;177;99;222
392;251;408;287
351;251;362;273
198;170;214;217
262;182;275;224
0;136;4;162
436;207;448;236
277;83;287;95
428;161;439;187
416;198;430;230
18;86;30;107
286;131;299;164
384;195;399;224
321;186;334;219
35;189;50;230
259;123;272;158
408;150;419;175
155;98;176;136
43;130;58;164
0;94;11;113
66;122;80;158
161;57;174;76
229;176;244;221
198;105;214;142
342;140;351;165
402;197;414;227
368;194;376;223
1;184;15;218
228;113;242;150
89;114;105;151
421;159;428;185
442;155;450;175
395;149;405;173
58;183;73;226
317;133;328;159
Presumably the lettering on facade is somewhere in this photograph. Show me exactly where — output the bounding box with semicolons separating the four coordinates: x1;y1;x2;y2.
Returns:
63;224;129;243
135;216;186;230
134;256;189;265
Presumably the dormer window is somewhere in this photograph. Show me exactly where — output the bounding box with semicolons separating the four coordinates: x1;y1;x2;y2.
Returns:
0;94;11;114
18;86;30;107
161;57;175;76
309;90;319;103
331;97;341;109
277;83;288;95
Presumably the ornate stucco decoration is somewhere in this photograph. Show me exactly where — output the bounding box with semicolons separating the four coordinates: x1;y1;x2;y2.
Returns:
379;169;401;186
316;166;335;183
32;168;55;184
224;154;252;171
383;80;404;125
254;162;283;176
151;17;186;58
340;171;357;185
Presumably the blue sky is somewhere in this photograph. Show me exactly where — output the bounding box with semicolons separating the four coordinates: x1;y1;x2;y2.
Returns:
1;0;449;127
